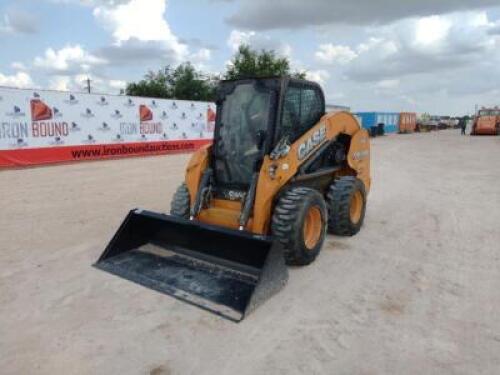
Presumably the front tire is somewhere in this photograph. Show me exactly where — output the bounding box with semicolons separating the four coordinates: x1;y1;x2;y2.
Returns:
271;187;327;266
170;183;190;218
327;176;367;236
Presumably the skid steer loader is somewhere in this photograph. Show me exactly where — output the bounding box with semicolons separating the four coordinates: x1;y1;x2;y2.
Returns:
95;77;371;321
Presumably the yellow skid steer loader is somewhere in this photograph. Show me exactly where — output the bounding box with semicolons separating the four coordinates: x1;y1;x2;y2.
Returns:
95;77;371;321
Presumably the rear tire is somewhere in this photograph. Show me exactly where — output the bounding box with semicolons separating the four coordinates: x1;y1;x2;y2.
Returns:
327;177;366;236
271;187;327;266
170;183;190;218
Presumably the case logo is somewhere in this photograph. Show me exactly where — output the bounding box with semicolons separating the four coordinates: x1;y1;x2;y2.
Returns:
297;125;326;160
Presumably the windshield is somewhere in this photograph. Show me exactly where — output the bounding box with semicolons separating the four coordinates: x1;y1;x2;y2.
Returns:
479;110;500;116
214;83;272;189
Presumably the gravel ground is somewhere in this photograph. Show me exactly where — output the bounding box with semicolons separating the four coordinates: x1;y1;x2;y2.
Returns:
1;129;499;375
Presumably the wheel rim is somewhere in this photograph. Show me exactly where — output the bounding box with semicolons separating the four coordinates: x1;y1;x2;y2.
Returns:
303;206;322;250
349;190;363;224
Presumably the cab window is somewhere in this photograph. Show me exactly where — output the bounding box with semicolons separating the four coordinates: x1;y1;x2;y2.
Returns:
279;85;324;143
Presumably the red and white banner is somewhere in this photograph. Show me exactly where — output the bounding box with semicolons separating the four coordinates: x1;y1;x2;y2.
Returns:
0;87;216;168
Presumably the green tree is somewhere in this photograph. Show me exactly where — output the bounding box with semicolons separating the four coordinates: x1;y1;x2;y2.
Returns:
225;45;306;80
126;63;217;101
126;69;171;98
170;63;216;101
126;46;308;100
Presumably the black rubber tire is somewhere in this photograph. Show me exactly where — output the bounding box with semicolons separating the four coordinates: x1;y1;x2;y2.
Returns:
327;176;366;236
170;183;190;218
271;187;327;266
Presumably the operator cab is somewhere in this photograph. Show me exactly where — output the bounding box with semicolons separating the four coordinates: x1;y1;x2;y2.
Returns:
212;77;325;200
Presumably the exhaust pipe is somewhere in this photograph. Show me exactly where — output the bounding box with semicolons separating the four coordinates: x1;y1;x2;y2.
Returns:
94;209;288;322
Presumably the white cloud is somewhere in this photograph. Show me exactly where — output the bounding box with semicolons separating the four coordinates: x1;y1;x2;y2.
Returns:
93;0;187;61
188;48;213;70
305;69;330;84
87;76;127;94
225;0;499;30
228;30;254;51
108;79;126;90
344;11;499;82
227;30;292;57
21;0;207;94
0;71;33;88
34;45;106;73
357;37;398;56
48;74;92;91
315;44;358;65
0;14;11;34
94;0;168;42
49;0;130;6
414;15;452;47
0;10;38;34
190;48;211;63
90;0;189;64
11;62;27;71
49;74;126;93
376;79;400;89
308;9;500;114
49;76;71;91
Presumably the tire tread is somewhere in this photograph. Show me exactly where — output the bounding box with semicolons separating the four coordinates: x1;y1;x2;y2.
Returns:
271;187;327;266
326;177;366;236
170;183;190;218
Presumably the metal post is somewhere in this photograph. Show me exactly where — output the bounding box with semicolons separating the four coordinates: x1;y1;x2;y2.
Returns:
85;77;91;94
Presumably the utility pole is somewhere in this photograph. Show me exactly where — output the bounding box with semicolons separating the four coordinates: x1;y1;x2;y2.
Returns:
85;77;91;94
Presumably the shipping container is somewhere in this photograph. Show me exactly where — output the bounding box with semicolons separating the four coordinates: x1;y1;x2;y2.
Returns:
354;112;400;134
398;112;417;133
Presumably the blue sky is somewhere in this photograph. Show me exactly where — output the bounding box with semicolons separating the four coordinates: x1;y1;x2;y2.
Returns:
1;0;500;115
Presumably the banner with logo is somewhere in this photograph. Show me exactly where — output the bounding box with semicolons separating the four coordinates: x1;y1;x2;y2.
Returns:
0;87;216;168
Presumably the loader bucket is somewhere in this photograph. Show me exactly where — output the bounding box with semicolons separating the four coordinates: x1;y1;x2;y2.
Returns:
94;209;288;322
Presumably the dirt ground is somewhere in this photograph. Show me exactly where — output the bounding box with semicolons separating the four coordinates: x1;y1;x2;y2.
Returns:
1;129;499;375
